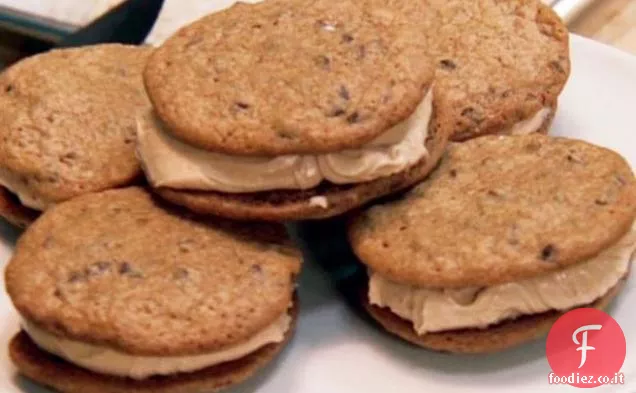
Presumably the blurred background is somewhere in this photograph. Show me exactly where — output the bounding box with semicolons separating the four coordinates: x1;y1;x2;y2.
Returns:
0;0;634;69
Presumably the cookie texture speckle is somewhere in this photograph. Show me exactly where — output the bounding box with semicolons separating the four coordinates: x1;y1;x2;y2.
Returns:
364;275;626;354
350;134;636;287
10;301;298;393
5;187;301;356
0;45;151;207
144;0;435;155
155;115;448;221
425;0;569;140
0;186;38;228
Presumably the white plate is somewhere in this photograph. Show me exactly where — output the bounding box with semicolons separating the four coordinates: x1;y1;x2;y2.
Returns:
1;35;635;393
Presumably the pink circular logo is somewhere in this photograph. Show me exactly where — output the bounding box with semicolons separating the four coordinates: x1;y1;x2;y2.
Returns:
546;308;626;388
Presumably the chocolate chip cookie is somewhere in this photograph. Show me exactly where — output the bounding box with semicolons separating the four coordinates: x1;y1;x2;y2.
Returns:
350;134;636;353
140;0;448;221
6;187;301;392
0;44;151;227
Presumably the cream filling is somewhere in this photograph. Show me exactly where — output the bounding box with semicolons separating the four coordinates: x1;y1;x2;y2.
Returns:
369;223;636;335
22;313;291;380
0;168;49;210
136;89;433;193
508;107;552;135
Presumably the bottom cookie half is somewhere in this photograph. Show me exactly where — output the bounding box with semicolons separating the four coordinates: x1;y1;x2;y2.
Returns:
0;187;38;229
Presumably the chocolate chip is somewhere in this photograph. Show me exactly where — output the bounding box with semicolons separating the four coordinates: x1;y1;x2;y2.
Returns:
329;107;346;117
178;239;195;253
439;59;456;70
616;175;627;186
235;102;250;110
342;33;354;43
252;23;262;29
119;262;133;274
550;60;565;74
4;84;13;93
68;271;84;283
316;55;331;70
59;152;78;165
357;45;366;60
595;199;608;206
541;244;557;261
174;268;189;280
53;288;63;299
43;236;54;249
119;262;143;278
339;85;350;101
346;112;360;124
86;261;112;277
124;137;134;145
277;130;296;140
449;169;458;178
487;189;500;197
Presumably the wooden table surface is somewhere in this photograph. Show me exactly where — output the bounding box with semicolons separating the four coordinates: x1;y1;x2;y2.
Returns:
570;0;636;55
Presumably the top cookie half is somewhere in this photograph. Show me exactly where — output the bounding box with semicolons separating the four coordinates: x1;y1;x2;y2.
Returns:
350;134;636;288
0;44;152;208
425;0;569;140
144;0;435;155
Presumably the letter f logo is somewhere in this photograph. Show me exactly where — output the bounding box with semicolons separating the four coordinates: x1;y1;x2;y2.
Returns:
573;324;603;369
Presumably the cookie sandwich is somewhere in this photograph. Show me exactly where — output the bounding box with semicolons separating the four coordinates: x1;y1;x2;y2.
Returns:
138;0;449;221
350;134;636;353
424;0;570;141
6;187;301;392
0;44;151;228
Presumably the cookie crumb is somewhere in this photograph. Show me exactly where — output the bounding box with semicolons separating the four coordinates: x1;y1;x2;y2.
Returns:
309;196;329;209
318;20;337;31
